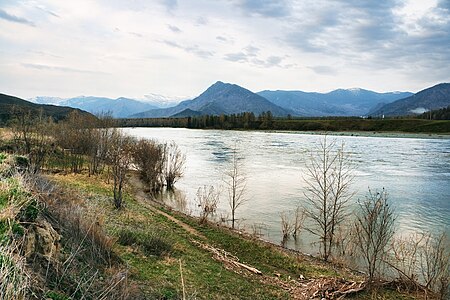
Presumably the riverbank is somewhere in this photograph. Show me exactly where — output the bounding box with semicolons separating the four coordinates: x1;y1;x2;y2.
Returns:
271;130;450;139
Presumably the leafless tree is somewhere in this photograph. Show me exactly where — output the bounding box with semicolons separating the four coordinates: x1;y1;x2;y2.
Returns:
355;188;395;283
303;136;354;261
163;141;186;190
195;185;220;224
223;144;247;229
10;109;55;173
106;129;135;209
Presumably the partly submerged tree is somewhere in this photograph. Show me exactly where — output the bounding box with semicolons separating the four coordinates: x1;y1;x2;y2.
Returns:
223;143;247;229
163;141;186;190
303;136;354;261
132;139;165;193
355;188;395;283
196;185;220;224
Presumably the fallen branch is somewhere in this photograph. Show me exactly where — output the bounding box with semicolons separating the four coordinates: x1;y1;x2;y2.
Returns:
192;240;262;275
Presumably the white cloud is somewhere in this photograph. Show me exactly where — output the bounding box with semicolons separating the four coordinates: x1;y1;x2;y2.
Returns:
0;0;449;99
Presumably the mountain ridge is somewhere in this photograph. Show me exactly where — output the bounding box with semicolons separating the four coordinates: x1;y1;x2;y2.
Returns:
131;81;291;118
0;93;94;124
370;83;450;116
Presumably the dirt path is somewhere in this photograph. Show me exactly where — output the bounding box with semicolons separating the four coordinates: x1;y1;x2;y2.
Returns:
128;175;204;239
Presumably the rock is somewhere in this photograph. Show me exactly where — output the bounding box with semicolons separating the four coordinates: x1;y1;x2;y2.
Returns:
24;217;60;259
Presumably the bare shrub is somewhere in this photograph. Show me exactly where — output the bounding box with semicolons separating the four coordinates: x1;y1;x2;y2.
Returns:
293;207;306;238
162;141;186;190
355;188;395;283
303;136;354;261
106;130;135;209
388;232;449;299
280;211;294;246
132;139;165;193
195;185;220;224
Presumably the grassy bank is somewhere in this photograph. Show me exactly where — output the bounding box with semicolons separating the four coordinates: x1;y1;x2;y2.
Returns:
46;171;423;299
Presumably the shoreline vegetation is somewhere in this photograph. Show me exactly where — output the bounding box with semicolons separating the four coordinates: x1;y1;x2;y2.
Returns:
117;115;450;136
1;112;449;299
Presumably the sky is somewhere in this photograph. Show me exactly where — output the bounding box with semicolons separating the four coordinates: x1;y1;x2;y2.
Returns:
0;0;449;99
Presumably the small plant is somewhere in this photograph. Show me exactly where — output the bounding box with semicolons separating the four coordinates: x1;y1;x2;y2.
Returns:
0;153;6;164
118;228;173;257
195;185;220;224
117;228;139;246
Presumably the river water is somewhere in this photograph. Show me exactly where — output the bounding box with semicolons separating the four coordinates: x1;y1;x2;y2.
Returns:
124;128;450;255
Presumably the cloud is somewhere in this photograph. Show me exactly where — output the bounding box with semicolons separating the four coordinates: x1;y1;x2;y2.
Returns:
224;52;248;62
162;0;177;11
167;24;181;33
0;9;35;26
216;36;228;42
34;5;60;18
128;31;143;38
162;40;214;58
22;63;106;74
196;16;208;25
224;46;286;68
236;0;292;18
308;66;338;76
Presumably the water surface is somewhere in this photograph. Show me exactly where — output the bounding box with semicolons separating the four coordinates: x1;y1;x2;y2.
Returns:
124;128;450;254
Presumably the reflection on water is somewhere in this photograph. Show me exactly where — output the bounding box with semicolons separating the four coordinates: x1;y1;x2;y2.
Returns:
124;128;450;254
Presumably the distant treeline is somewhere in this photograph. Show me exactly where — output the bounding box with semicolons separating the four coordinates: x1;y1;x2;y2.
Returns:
418;105;450;120
118;111;450;133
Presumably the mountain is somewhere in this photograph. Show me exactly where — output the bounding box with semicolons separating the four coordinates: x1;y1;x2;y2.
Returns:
139;93;188;108
370;83;450;116
258;89;413;117
30;96;159;118
132;81;290;118
170;108;203;118
0;93;93;125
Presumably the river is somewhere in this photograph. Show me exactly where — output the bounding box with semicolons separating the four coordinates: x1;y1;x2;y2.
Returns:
124;127;450;255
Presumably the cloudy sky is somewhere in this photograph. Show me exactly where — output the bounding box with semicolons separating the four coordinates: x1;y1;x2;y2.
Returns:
0;0;449;99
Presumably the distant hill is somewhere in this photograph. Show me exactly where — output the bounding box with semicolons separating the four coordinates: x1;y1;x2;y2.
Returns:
30;96;159;118
132;81;290;118
258;89;412;117
371;83;450;116
0;93;93;125
170;108;202;118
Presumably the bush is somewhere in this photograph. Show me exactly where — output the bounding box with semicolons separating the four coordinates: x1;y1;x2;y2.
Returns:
117;228;173;257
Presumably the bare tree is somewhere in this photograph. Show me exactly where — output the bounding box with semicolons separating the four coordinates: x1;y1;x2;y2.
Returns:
10;109;55;173
355;188;395;283
163;141;186;190
303;136;354;261
223;144;247;229
106;130;134;209
195;185;220;224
